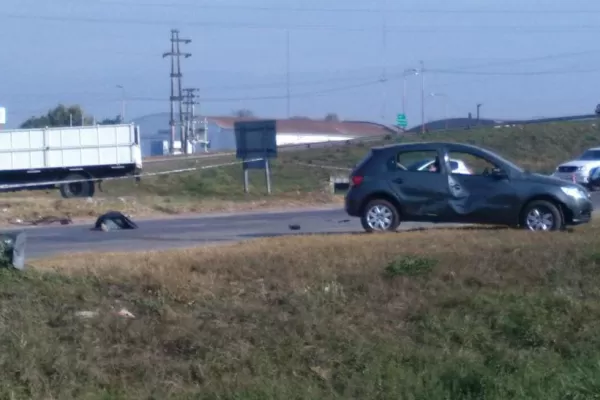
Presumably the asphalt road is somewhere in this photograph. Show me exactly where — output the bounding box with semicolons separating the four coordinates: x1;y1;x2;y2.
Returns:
0;207;461;260
4;192;600;260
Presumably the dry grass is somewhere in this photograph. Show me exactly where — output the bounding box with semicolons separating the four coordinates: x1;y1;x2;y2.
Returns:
1;221;600;398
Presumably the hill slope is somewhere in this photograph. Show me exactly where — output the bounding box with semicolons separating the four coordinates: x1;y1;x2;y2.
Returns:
1;120;599;221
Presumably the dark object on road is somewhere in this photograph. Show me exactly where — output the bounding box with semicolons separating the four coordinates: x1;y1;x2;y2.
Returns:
10;215;72;226
345;142;593;232
289;224;301;230
0;231;26;270
94;211;138;231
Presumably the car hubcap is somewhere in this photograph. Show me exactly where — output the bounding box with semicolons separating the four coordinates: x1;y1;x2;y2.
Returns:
69;182;83;195
525;208;554;231
366;205;393;231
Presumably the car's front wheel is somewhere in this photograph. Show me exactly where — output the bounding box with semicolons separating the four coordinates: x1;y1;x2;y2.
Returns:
520;200;564;231
361;199;400;233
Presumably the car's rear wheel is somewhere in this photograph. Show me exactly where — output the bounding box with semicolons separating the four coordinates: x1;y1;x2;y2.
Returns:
520;200;563;231
361;199;400;233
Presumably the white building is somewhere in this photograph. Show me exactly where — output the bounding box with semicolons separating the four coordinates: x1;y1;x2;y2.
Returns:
131;113;400;157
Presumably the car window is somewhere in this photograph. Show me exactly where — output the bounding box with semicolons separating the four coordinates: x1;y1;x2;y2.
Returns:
577;150;600;160
447;151;498;175
405;159;432;171
394;150;440;173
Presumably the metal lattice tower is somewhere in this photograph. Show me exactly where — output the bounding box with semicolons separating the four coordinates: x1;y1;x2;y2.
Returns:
163;29;191;154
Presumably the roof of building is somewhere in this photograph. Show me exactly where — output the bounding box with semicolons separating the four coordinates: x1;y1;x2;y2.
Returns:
132;112;401;137
207;116;399;136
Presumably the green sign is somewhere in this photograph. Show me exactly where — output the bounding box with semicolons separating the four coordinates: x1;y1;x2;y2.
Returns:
396;113;407;128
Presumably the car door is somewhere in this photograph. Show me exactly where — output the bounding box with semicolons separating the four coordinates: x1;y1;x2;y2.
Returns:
442;146;520;225
385;146;454;222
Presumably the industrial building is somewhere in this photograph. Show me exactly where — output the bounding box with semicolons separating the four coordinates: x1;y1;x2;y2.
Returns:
131;112;400;157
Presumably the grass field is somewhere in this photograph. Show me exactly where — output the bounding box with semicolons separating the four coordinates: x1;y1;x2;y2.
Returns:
0;221;597;398
1;119;599;223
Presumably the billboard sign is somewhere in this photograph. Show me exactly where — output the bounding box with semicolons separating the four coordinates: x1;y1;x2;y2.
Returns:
234;120;277;160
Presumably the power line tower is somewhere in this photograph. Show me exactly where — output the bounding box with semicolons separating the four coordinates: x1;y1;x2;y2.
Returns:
182;88;210;153
163;29;191;154
182;88;199;154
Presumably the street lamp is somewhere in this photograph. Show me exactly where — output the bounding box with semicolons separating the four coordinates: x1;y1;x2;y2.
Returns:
430;92;449;130
116;85;125;122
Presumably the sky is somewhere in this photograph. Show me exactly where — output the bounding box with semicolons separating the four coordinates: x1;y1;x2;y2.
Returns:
1;0;600;128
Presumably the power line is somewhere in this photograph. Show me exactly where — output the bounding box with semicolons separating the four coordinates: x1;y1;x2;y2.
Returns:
4;49;600;101
2;13;600;33
58;0;600;14
8;64;598;107
433;50;600;71
120;65;600;104
428;67;600;76
127;80;384;103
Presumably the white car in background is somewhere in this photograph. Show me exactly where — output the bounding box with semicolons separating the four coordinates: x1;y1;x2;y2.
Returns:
407;158;472;174
552;147;600;187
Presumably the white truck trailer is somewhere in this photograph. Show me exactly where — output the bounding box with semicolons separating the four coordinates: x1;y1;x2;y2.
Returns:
0;124;142;198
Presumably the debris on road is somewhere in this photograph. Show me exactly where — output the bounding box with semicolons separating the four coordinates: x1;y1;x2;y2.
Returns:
9;215;72;226
116;308;135;318
74;310;99;319
289;224;301;230
74;308;135;319
324;219;350;223
94;211;138;231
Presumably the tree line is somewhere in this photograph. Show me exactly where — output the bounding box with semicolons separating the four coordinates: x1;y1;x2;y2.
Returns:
19;104;122;129
19;105;343;129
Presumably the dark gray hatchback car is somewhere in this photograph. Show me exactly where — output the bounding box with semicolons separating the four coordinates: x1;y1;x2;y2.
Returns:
345;142;593;232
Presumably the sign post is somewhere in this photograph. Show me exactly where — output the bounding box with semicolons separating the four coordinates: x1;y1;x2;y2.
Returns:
396;113;407;129
234;120;278;194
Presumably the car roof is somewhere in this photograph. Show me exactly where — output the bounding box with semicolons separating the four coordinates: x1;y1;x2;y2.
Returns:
372;141;488;153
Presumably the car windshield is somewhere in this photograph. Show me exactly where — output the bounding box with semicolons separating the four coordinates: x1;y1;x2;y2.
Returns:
577;150;600;160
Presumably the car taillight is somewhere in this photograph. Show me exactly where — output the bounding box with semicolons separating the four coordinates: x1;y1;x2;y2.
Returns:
351;175;363;186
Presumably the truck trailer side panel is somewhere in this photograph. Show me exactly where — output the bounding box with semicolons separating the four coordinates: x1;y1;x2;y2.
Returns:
0;125;138;171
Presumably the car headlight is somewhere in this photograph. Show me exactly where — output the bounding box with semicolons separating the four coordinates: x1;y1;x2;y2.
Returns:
561;186;588;199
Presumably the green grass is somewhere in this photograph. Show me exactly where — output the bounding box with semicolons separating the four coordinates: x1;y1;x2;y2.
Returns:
3;221;600;398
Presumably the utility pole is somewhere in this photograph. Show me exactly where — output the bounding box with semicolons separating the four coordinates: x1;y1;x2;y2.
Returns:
116;84;125;122
402;68;419;116
285;29;291;118
163;29;191;154
420;60;426;134
380;0;387;124
476;103;482;124
183;88;199;154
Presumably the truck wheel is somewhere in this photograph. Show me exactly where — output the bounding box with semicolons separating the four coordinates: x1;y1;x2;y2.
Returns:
360;199;400;233
520;200;563;231
59;173;95;198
